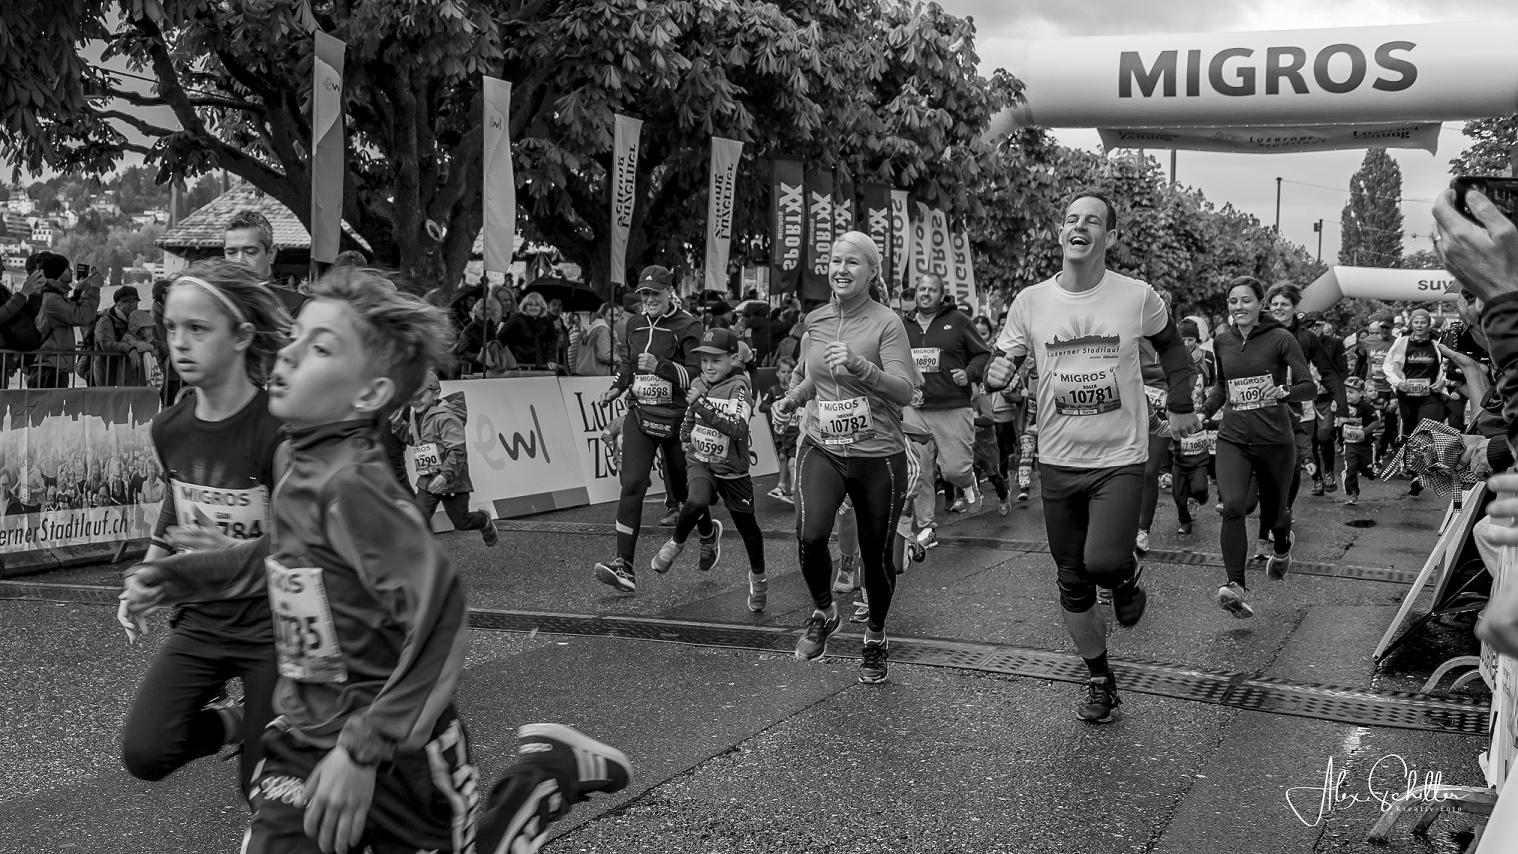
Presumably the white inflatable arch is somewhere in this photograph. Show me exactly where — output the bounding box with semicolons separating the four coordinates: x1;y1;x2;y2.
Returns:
1297;266;1457;313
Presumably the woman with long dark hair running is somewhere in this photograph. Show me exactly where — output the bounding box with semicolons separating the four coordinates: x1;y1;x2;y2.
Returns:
1206;276;1315;619
774;231;920;684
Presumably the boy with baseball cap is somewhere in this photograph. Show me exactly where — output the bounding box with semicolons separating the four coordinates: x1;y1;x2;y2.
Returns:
650;327;770;612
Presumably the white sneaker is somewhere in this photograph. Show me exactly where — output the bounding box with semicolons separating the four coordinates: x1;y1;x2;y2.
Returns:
1135;529;1151;554
1217;582;1255;619
964;483;981;510
916;526;939;550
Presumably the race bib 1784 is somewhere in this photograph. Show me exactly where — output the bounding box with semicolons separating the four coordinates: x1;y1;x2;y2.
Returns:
173;481;270;541
266;559;348;684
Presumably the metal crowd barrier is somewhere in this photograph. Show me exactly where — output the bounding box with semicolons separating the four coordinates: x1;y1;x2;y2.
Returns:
0;349;160;390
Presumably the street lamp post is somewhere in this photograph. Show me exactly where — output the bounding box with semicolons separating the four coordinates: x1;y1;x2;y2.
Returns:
1313;219;1323;262
1274;177;1282;233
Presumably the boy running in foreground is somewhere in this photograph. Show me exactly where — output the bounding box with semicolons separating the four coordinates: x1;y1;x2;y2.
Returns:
120;269;629;853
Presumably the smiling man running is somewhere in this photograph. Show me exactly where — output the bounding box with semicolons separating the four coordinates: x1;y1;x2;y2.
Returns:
987;191;1199;723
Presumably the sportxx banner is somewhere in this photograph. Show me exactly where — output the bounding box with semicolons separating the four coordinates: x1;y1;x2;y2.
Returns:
801;167;835;303
833;170;855;236
0;389;162;554
890;190;912;293
860;183;892;295
770;156;806;296
609;114;644;288
482;77;515;274
704;137;745;293
309;32;346;265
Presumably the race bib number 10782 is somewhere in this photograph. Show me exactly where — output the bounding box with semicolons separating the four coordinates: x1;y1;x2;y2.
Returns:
817;397;875;446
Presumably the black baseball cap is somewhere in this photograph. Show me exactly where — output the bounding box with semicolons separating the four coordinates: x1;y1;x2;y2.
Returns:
691;327;738;355
635;265;672;293
1302;311;1326;325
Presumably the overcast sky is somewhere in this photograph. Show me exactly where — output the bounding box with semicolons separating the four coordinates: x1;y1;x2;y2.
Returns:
949;0;1517;264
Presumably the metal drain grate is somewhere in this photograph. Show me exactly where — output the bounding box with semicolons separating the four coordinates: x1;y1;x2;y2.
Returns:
6;581;1478;734
492;520;1413;585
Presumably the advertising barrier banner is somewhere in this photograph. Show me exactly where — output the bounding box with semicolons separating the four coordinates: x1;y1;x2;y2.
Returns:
559;376;669;505
860;183;892;292
0;389;162;554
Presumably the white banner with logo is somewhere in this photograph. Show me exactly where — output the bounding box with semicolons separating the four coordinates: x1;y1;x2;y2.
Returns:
482;77;515;274
609;114;643;287
1099;122;1441;154
890;190;912;292
948;229;978;308
986;21;1518;131
704;137;745;292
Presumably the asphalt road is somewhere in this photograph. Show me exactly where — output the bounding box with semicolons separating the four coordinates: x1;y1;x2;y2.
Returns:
0;470;1491;853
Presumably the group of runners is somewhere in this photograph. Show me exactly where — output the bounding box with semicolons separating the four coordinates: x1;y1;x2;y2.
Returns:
596;188;1388;724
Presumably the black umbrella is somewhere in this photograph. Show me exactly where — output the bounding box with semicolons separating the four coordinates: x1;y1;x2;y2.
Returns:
523;276;605;313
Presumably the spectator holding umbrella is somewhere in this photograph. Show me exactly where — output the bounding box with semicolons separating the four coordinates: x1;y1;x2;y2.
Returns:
499;291;560;371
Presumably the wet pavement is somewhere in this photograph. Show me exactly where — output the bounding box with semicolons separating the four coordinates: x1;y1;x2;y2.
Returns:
0;471;1492;853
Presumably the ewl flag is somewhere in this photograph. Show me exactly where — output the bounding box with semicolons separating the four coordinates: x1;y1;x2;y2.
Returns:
704;137;744;293
609;114;643;289
483;77;515;274
310;32;346;264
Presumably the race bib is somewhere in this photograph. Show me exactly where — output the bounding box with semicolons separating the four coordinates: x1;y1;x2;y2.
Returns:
912;348;942;373
1343;422;1366;443
173;480;269;541
1179;432;1209;455
1403;378;1431;397
1050;370;1121;416
1145;386;1167;410
633;373;673;405
266;559;347;684
817;397;875;446
691;396;745;463
1300;403;1316;422
413;442;443;474
1227;375;1275;412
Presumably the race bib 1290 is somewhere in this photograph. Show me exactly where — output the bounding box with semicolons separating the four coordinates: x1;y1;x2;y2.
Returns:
1227;375;1275;412
817;397;874;446
413;442;443;473
173;481;269;541
266;558;347;684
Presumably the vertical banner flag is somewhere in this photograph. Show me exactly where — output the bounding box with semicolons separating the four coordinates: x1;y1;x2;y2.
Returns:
770;156;806;295
801;168;835;303
890;190;912;292
927;207;953;286
310;32;347;265
482;77;515;274
912;202;933;282
704;137;745;293
609;115;644;292
949;230;979;308
860;184;892;293
833;171;856;236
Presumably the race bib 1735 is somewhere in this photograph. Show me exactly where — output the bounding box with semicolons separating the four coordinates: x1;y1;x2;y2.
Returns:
266;558;347;684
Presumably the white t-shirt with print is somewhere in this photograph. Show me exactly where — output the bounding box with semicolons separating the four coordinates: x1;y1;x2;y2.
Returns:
994;271;1169;468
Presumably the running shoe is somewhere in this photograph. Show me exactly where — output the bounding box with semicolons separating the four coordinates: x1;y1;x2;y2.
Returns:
479;514;499;548
948;496;969;513
1253;539;1273;561
859;638;890;684
831;553;859;593
905;536;926;564
1135;528;1150;554
1310;479;1325;497
766;485;789;502
1187;497;1200;520
594;557;637;593
1096;588;1113;607
964;483;982;510
1017;488;1030;501
205;692;244;747
1323;474;1339;494
849;596;869;624
698;520;724;572
1344;494;1359;507
514;723;633;802
916;527;939;550
1158;473;1172;490
1409;478;1424;497
747;572;768;612
1112;568;1147;628
658;508;680;527
794;609;841;661
650;538;684;574
1267;532;1294;581
1177;520;1193;536
1216;581;1254;619
998;498;1010;517
1076;675;1121;724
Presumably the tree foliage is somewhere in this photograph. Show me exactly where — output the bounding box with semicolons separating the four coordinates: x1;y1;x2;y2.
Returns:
1338;148;1403;268
2;0;1010;294
1451;117;1518;176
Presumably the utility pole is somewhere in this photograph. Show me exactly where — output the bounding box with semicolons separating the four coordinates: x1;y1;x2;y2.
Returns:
1169;149;1177;185
1274;177;1282;233
1313;219;1323;262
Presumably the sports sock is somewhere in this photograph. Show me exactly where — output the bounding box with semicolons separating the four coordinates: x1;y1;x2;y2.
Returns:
864;628;885;645
1083;652;1112;679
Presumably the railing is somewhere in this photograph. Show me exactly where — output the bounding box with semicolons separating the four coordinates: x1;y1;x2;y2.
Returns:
0;349;162;391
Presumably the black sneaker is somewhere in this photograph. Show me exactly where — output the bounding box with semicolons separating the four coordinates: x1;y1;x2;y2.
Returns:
478;513;499;547
1310;480;1324;497
658;508;680;527
515;723;632;802
794;610;841;661
698;519;724;572
1323;474;1338;494
594;557;636;593
1344;494;1359;506
1077;675;1121;723
1112;568;1148;628
859;638;890;684
1176;521;1193;536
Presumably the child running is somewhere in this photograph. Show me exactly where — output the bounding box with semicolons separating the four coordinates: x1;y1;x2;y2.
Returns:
761;355;800;504
118;268;630;854
1172;319;1216;535
394;371;499;547
651;328;770;611
1340;376;1383;506
117;259;291;798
